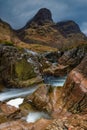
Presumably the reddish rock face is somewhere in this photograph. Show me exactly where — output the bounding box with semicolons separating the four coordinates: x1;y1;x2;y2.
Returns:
0;102;23;124
0;119;52;130
25;84;65;117
26;85;50;111
45;114;87;130
0;103;18;116
63;56;87;114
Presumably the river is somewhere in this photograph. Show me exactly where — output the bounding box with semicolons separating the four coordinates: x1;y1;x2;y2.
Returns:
0;76;66;123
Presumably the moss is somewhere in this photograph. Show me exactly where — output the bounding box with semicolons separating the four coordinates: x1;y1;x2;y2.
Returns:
0;41;14;46
15;58;36;81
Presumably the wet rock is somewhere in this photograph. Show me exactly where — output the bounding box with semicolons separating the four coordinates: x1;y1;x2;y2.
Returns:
25;85;64;115
26;85;50;111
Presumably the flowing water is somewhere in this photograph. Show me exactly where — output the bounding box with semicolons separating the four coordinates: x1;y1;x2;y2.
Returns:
0;87;38;101
26;112;51;123
44;76;66;87
0;76;66;123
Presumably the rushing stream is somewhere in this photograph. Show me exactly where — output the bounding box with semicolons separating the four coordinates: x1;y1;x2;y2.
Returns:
26;112;51;123
44;76;66;87
0;87;38;101
0;76;66;123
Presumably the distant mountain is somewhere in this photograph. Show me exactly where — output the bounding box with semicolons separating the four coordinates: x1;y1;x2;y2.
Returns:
0;8;87;51
56;20;82;37
17;8;86;50
25;8;53;28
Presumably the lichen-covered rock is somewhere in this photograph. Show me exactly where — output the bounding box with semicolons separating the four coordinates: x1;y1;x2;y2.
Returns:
0;45;42;88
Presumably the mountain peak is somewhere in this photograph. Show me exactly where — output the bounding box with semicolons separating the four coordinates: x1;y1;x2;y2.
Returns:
25;8;53;28
56;20;82;37
35;8;53;21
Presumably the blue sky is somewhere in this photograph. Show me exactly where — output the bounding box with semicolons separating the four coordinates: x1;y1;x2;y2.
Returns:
0;0;87;35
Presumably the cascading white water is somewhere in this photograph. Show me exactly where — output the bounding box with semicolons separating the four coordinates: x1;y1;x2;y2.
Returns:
7;98;24;108
0;76;66;123
0;77;66;102
0;87;37;101
26;112;50;123
25;49;38;56
44;76;66;87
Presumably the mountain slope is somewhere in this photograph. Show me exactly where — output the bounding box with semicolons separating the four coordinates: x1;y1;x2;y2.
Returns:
0;18;21;46
17;8;86;50
0;8;87;51
0;18;57;53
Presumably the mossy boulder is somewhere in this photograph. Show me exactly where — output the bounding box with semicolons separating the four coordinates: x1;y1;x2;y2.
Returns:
0;45;41;88
15;58;36;81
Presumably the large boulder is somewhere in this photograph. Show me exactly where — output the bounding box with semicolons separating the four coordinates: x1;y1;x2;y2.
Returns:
62;55;87;114
0;45;42;88
25;84;64;116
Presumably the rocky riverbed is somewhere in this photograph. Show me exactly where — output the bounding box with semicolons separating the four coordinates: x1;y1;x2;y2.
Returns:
0;44;87;130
